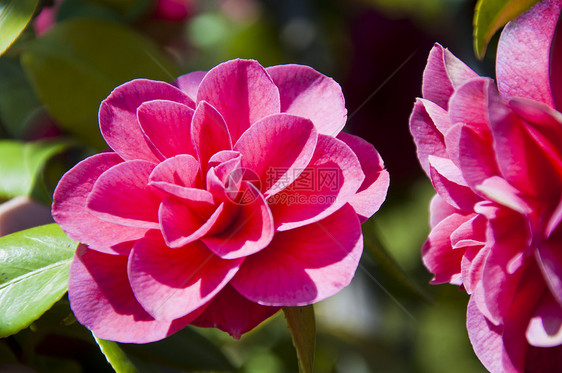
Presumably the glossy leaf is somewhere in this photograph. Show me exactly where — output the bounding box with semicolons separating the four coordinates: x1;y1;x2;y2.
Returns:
0;0;38;55
93;336;138;373
0;224;78;338
21;19;179;148
473;0;540;59
283;305;316;373
0;140;69;200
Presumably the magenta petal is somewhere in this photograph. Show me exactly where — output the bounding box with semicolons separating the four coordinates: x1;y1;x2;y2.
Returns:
409;98;451;177
422;211;473;284
148;154;206;197
550;3;562;110
203;182;274;259
99;79;194;162
448;78;493;134
428;194;459;228
536;238;562;307
191;101;232;176
173;70;207;101
128;231;242;321
270;135;365;231
191;284;280;339
197;59;281;143
428;156;479;212
52;153;147;254
87;160;160;229
159;198;223;248
466;296;505;373
234;113;317;197
422;43;478;109
451;213;486;249
68;246;200;343
526;291;562;347
137;100;195;159
496;0;561;106
458;125;500;190
461;244;490;294
337;132;389;222
231;204;362;306
266;64;347;136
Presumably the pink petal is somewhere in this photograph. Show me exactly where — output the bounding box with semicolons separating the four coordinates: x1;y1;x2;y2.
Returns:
536;238;562;307
191;284;280;339
173;70;207;101
526;291;562;347
99;79;194;162
448;78;493;134
148;154;206;197
270;134;365;231
466;296;506;373
266;64;347;136
428;194;459;228
475;176;532;215
550;3;562;111
52;153;146;255
422;43;478;109
478;204;531;324
488;89;561;199
87;160;160;229
231;204;362;306
428;155;479;212
496;0;560;106
461;243;490;294
203;182;274;259
191;101;232;176
525;344;562;372
422;211;473;284
127;231;242;321
68;246;200;343
458;125;500;190
409;98;451;177
158;196;223;247
337;132;389;222
197;59;280;143
451;213;487;249
137;100;195;160
234;113;317;197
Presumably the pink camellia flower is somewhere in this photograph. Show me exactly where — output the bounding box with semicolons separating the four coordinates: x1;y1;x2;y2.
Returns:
410;0;562;371
52;59;389;343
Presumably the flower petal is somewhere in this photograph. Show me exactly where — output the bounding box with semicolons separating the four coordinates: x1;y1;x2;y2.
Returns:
137;100;195;159
68;246;200;343
422;211;473;284
231;204;362;306
191;284;280;339
203;182;274;259
270;134;365;231
128;231;242;321
422;43;478;109
266;64;347;136
191;101;232;176
409;98;451;177
52;153;146;254
99;79;194;162
234;113;317;197
448;78;493;134
428;155;479;212
87;160;160;229
173;70;207;101
197;59;280;143
148;154;205;196
496;0;560;106
536;238;562;307
526;291;562;347
337;132;389;222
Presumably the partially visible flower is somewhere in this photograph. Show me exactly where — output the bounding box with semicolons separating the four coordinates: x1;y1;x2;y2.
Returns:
410;0;562;371
52;59;389;342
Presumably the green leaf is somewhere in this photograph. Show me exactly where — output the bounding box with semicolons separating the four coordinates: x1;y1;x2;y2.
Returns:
0;0;38;55
473;0;540;59
283;305;316;373
0;224;78;338
21;19;179;148
0;140;69;200
93;336;139;373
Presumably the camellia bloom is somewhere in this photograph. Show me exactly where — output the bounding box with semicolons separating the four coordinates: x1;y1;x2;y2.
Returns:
410;0;562;371
52;59;389;343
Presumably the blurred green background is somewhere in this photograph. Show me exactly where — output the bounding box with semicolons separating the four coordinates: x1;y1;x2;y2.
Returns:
0;0;496;371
